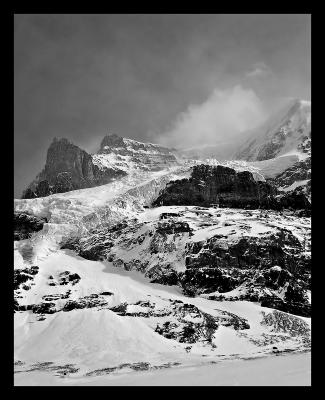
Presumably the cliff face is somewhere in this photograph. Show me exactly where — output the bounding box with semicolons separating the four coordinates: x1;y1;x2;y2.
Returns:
153;164;311;210
21;135;179;199
98;134;177;158
153;165;278;209
14;212;48;240
93;134;179;172
22;138;126;198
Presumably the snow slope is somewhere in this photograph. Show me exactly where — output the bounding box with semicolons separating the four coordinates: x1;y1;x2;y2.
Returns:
14;352;311;386
14;166;191;262
14;249;311;384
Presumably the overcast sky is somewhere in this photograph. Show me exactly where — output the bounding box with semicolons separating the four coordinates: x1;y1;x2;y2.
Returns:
14;14;311;197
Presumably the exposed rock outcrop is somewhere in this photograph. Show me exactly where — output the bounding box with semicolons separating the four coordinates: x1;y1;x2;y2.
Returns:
182;227;310;317
14;266;39;290
155;302;249;345
260;296;311;318
279;188;311;211
22;138;127;199
96;134;178;172
14;212;47;240
153;164;310;211
268;155;311;206
269;154;310;188
153;165;277;209
60;207;310;318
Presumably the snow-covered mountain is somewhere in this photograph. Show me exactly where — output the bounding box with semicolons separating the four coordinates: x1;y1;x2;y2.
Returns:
93;134;179;174
21;98;311;202
234;99;311;162
202;99;312;199
14;100;311;385
22;135;179;199
14;160;311;384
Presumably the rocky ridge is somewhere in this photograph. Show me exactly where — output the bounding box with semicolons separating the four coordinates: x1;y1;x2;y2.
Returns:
14;212;48;240
92;134;179;174
60;206;311;318
153;164;310;211
22;138;127;199
234;99;311;162
22;135;179;199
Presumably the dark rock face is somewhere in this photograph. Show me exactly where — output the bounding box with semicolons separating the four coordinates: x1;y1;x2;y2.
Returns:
160;212;181;220
261;309;310;336
260;297;311;318
185;229;307;273
279;188;311;210
61;209;310;318
14;212;47;240
14;267;39;313
153;165;278;210
42;292;71;301
181;227;310;318
22;138;126;199
150;270;180;286
155;302;249;345
14;266;39;290
153;164;310;211
99;134;126;149
62;295;108;312
47;271;81;286
28;302;57;314
156;221;192;235
155;306;218;344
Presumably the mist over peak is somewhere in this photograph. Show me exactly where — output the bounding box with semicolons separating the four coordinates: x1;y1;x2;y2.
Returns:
150;85;269;151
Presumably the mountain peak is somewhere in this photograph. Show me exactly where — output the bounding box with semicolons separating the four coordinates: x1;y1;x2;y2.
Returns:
51;137;73;146
100;133;125;150
234;98;311;162
22;137;126;199
93;133;179;174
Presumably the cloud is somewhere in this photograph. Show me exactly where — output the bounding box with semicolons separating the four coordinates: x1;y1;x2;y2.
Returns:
153;85;268;150
246;62;272;78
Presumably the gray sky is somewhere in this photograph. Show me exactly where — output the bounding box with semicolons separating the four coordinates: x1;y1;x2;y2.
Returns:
14;14;311;197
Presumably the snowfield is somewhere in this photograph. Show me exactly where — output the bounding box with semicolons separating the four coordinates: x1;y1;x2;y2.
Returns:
15;352;311;386
14;248;311;385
